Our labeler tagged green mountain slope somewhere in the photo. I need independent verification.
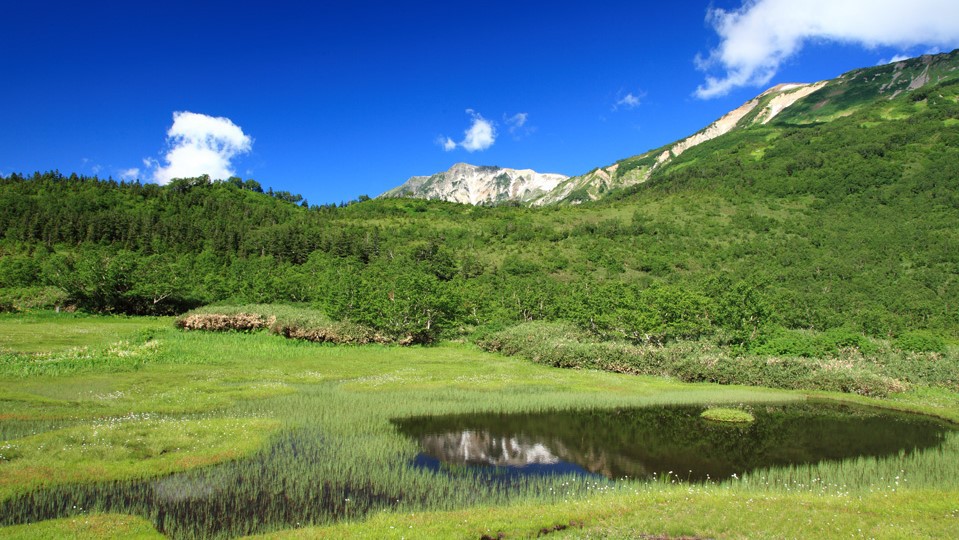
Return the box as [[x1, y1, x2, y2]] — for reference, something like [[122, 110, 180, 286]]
[[1, 52, 957, 351], [543, 50, 959, 204]]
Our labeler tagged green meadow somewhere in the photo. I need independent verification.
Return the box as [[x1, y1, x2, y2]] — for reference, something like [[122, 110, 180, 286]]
[[0, 312, 170, 354], [1, 313, 957, 539]]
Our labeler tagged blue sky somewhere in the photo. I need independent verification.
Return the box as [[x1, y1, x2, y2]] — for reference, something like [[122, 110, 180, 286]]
[[3, 0, 958, 205]]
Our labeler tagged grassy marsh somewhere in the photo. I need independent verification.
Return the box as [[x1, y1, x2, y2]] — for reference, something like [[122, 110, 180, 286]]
[[0, 314, 957, 538], [0, 312, 170, 354]]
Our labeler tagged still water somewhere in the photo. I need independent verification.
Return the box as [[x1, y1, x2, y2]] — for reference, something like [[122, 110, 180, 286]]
[[394, 401, 953, 481]]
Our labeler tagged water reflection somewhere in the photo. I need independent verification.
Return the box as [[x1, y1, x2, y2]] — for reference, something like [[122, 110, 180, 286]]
[[422, 431, 561, 466], [411, 430, 604, 479], [395, 401, 953, 481]]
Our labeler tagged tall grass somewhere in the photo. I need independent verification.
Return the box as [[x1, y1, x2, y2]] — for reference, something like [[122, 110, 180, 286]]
[[2, 375, 955, 539]]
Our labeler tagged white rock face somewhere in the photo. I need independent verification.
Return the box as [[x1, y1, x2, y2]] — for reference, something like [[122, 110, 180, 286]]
[[381, 163, 568, 205], [663, 81, 827, 160]]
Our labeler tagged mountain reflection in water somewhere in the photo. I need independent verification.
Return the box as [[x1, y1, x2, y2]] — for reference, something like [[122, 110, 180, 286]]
[[421, 431, 561, 467], [395, 402, 953, 481]]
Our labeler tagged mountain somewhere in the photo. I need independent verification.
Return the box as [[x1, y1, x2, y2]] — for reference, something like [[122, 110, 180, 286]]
[[384, 50, 959, 206], [546, 49, 959, 204], [380, 163, 568, 205], [538, 82, 826, 204]]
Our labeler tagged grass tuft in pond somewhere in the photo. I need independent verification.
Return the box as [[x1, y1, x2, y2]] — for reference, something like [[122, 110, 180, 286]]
[[700, 407, 755, 423]]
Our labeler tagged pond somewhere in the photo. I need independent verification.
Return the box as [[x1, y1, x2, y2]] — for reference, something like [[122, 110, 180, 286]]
[[393, 401, 953, 482], [1, 400, 953, 539]]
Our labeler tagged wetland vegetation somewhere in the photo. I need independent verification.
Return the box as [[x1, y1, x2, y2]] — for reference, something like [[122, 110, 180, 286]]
[[699, 407, 755, 423], [0, 314, 958, 538]]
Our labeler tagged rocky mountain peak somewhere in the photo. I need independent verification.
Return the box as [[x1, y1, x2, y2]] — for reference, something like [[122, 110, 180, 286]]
[[381, 163, 568, 205]]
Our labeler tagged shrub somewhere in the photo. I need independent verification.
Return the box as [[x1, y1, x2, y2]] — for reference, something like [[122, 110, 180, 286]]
[[175, 312, 272, 332], [749, 327, 820, 357], [894, 331, 947, 353], [271, 320, 389, 345], [478, 322, 910, 397], [750, 326, 877, 357], [0, 286, 70, 311], [820, 327, 877, 354]]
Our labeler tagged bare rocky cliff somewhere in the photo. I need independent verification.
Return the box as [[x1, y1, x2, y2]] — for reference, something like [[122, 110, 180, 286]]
[[381, 163, 568, 205]]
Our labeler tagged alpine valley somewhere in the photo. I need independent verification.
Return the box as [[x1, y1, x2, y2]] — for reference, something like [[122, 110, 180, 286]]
[[2, 49, 959, 540], [3, 48, 958, 348]]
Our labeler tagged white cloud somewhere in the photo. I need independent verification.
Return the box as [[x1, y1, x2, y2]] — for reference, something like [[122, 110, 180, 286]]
[[461, 110, 495, 152], [614, 92, 644, 110], [695, 0, 959, 99], [439, 109, 496, 152], [82, 158, 103, 175], [506, 112, 528, 132], [619, 94, 641, 108], [119, 168, 140, 181], [504, 112, 535, 139], [878, 54, 913, 65], [148, 111, 252, 184]]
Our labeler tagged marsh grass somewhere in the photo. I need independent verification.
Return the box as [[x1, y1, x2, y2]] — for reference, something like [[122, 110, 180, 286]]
[[272, 488, 959, 539], [0, 315, 958, 538], [0, 417, 278, 500], [0, 513, 163, 540], [0, 312, 170, 354]]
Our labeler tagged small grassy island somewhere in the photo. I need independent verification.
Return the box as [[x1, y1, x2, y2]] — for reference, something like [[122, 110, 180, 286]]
[[700, 407, 756, 423]]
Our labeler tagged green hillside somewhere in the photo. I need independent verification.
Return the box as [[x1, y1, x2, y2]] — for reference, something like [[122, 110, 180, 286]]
[[544, 50, 959, 204], [776, 50, 959, 125], [1, 52, 957, 394]]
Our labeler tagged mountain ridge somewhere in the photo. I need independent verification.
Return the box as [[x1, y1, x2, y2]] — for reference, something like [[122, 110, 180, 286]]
[[383, 49, 959, 206]]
